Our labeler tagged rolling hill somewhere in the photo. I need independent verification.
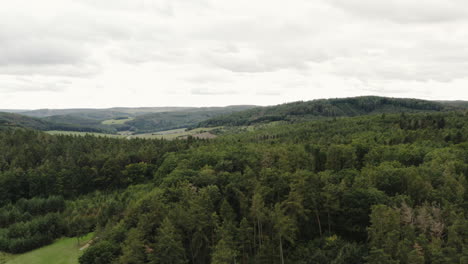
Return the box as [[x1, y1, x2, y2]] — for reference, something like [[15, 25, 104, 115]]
[[13, 107, 196, 119], [0, 112, 112, 133], [197, 96, 466, 127], [4, 97, 467, 134], [0, 105, 257, 134], [125, 105, 256, 133], [0, 112, 52, 130]]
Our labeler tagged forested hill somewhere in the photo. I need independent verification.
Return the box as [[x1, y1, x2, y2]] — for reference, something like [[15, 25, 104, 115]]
[[0, 112, 52, 130], [0, 112, 110, 133], [0, 106, 256, 134], [126, 105, 256, 133], [197, 96, 464, 127], [12, 107, 196, 119]]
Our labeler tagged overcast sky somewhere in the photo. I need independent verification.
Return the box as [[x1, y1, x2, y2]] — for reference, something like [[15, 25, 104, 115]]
[[1, 0, 468, 109]]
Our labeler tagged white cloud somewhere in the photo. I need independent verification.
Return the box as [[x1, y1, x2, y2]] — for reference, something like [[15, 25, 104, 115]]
[[0, 75, 70, 93], [329, 0, 468, 23]]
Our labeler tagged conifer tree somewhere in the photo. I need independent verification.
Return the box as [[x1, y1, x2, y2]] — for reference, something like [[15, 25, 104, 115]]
[[150, 218, 187, 264]]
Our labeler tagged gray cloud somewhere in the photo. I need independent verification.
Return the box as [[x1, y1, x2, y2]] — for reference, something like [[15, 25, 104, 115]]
[[203, 44, 325, 73], [0, 39, 86, 66], [0, 64, 101, 77]]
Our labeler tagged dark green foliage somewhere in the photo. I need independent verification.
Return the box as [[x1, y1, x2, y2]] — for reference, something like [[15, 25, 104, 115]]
[[78, 240, 120, 264], [0, 129, 195, 204], [118, 228, 148, 264], [0, 112, 111, 133], [149, 217, 187, 264], [43, 115, 117, 133], [127, 106, 255, 133], [3, 105, 256, 135], [1, 110, 467, 263], [0, 196, 67, 253], [0, 196, 65, 228], [0, 112, 52, 130], [0, 213, 65, 253], [198, 96, 463, 127]]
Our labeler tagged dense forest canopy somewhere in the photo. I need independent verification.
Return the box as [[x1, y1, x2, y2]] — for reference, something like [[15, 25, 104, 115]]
[[0, 109, 467, 263]]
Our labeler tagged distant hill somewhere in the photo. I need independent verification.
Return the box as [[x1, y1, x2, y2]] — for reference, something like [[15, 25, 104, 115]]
[[15, 107, 196, 119], [4, 97, 466, 133], [0, 109, 29, 113], [438, 100, 468, 108], [126, 106, 256, 133], [0, 105, 257, 134], [0, 112, 107, 132], [197, 96, 466, 127], [42, 115, 116, 133], [0, 112, 52, 130]]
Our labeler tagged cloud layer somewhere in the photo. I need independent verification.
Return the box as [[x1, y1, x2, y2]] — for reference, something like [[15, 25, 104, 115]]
[[1, 0, 468, 108]]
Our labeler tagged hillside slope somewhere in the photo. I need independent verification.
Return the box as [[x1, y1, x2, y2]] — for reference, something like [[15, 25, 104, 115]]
[[0, 112, 52, 130], [0, 112, 111, 133], [197, 96, 463, 127], [2, 105, 257, 134], [126, 105, 256, 133]]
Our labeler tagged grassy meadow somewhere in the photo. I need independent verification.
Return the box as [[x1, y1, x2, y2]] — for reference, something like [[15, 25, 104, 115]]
[[46, 131, 123, 138], [101, 117, 134, 125], [131, 127, 222, 139], [46, 127, 223, 140], [2, 233, 93, 264]]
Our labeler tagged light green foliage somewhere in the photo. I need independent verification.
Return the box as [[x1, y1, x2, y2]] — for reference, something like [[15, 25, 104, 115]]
[[46, 130, 123, 138], [365, 248, 399, 264], [211, 237, 238, 264], [131, 127, 221, 140], [118, 228, 147, 264], [101, 117, 134, 125], [150, 218, 187, 264], [5, 233, 92, 264]]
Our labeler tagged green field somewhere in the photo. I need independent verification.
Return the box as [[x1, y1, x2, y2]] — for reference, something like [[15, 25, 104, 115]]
[[46, 131, 123, 138], [131, 127, 222, 139], [101, 117, 134, 125], [2, 233, 93, 264]]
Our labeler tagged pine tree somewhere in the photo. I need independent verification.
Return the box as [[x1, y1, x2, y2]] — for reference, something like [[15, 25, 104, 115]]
[[211, 211, 239, 264], [150, 218, 187, 264], [272, 203, 297, 264], [365, 248, 399, 264], [407, 243, 425, 264], [211, 235, 238, 264], [118, 228, 147, 264]]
